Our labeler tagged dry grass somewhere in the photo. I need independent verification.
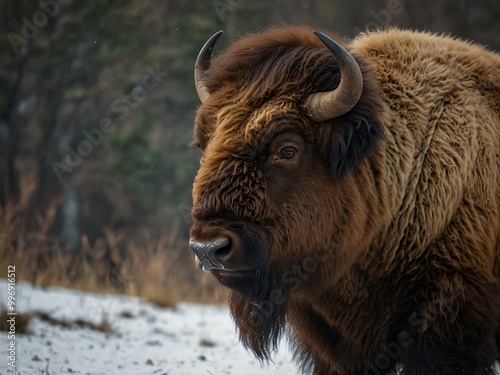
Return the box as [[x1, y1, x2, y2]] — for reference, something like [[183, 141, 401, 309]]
[[0, 178, 227, 309], [37, 311, 112, 332], [0, 305, 111, 333], [0, 305, 33, 334]]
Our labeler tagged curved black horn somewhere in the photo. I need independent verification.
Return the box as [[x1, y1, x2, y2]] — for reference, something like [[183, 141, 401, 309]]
[[304, 31, 363, 122], [194, 30, 223, 103]]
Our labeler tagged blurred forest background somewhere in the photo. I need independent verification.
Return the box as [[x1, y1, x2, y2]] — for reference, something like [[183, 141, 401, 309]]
[[1, 0, 499, 305]]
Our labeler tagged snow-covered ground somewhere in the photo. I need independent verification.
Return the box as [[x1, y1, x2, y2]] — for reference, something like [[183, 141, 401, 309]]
[[1, 280, 499, 375], [0, 279, 297, 375]]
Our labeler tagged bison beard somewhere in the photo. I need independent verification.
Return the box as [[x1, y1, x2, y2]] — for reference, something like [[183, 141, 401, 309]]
[[228, 272, 288, 361], [216, 226, 289, 361]]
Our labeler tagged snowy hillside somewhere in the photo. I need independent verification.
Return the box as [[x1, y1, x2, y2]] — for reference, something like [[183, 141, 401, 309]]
[[0, 280, 296, 375]]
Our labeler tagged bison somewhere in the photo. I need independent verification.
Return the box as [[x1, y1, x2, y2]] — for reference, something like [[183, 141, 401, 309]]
[[188, 26, 500, 374]]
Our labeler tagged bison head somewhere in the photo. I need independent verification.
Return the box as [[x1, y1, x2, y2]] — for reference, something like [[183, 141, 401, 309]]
[[189, 26, 384, 360]]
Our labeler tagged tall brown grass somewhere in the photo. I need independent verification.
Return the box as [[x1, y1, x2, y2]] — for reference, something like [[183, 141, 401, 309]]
[[0, 178, 226, 307]]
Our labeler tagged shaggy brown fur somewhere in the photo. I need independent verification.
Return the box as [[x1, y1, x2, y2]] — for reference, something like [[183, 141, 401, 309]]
[[190, 26, 500, 375]]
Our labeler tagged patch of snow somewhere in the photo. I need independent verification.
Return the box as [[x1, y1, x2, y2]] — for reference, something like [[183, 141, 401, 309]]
[[0, 280, 297, 374]]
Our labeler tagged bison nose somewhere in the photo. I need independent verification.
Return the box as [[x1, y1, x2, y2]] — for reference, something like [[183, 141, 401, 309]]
[[189, 237, 232, 272]]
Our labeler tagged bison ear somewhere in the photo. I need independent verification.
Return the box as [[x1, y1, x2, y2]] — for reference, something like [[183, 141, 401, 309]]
[[327, 106, 383, 179]]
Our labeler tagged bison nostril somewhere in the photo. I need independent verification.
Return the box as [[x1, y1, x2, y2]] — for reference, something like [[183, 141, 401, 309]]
[[214, 238, 232, 259], [189, 237, 232, 270]]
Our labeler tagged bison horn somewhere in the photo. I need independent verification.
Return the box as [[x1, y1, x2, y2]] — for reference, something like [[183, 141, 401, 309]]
[[194, 30, 223, 103], [304, 31, 363, 122]]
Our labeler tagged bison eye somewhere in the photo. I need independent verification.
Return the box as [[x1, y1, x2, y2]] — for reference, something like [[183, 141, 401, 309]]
[[278, 147, 297, 160]]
